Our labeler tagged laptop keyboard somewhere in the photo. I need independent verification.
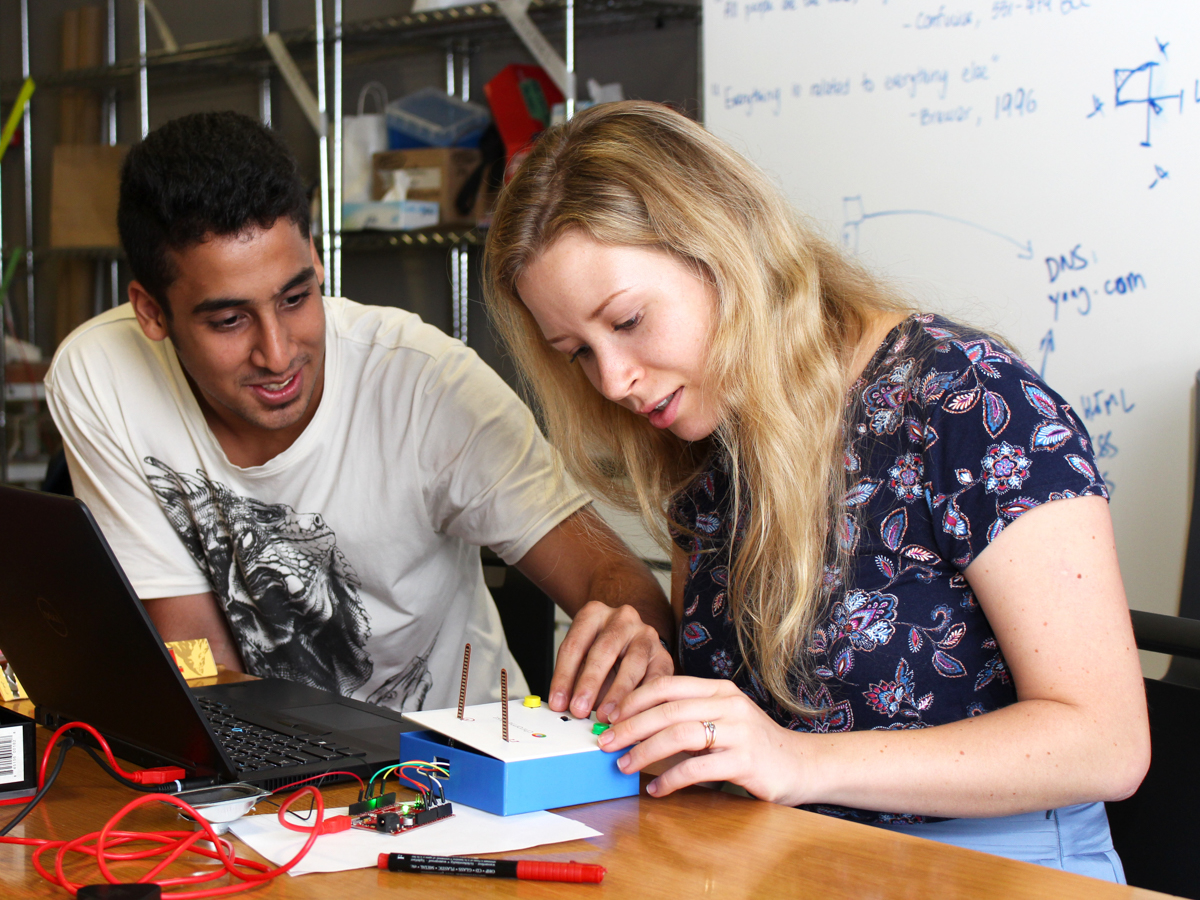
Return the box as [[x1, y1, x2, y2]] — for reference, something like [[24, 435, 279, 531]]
[[197, 697, 368, 775]]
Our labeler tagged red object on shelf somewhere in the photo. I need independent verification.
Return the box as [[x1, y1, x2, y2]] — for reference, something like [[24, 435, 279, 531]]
[[483, 64, 564, 181], [6, 362, 48, 383]]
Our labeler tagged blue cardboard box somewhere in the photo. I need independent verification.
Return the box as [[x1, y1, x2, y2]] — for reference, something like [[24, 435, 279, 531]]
[[399, 728, 639, 816]]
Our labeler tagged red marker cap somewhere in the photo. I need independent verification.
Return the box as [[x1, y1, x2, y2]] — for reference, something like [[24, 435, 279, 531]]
[[516, 860, 606, 883]]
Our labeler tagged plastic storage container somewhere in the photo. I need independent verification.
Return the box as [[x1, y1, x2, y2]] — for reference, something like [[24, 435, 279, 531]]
[[386, 87, 491, 148]]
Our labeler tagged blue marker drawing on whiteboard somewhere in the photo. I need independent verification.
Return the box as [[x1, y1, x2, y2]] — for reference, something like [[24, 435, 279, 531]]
[[1079, 389, 1135, 422], [1094, 430, 1118, 460], [1047, 287, 1091, 321], [1038, 330, 1054, 379], [884, 68, 950, 99], [1048, 272, 1145, 319], [842, 196, 1033, 259], [1104, 271, 1145, 295], [743, 0, 772, 21], [1148, 165, 1168, 189], [905, 7, 975, 30], [1045, 245, 1088, 284], [1114, 60, 1184, 148], [723, 86, 782, 116]]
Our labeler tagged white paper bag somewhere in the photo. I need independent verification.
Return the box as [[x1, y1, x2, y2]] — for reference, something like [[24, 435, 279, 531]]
[[343, 82, 389, 204]]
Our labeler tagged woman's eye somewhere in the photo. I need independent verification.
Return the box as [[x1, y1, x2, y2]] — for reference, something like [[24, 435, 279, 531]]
[[568, 346, 592, 364], [614, 313, 642, 332]]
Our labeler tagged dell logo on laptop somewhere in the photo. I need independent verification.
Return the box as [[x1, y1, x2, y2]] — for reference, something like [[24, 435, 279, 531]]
[[36, 597, 69, 637]]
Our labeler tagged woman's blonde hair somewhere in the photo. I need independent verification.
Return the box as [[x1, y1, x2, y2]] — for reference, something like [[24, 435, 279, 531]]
[[484, 101, 909, 714]]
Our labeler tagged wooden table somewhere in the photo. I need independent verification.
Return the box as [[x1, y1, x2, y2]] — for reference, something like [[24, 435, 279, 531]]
[[0, 692, 1173, 899]]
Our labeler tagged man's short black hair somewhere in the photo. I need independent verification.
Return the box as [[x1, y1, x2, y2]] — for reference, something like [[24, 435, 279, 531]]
[[118, 110, 310, 315]]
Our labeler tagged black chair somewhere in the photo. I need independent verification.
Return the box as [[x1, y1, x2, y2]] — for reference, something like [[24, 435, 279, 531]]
[[1105, 610, 1200, 898], [41, 448, 73, 497], [1165, 371, 1200, 686], [481, 548, 556, 699], [1103, 370, 1200, 896]]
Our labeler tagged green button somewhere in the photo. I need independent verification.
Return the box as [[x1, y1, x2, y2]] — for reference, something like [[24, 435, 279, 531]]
[[592, 722, 610, 735]]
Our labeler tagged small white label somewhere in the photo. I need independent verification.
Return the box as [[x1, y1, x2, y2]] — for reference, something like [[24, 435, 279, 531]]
[[0, 726, 23, 786], [405, 166, 443, 191]]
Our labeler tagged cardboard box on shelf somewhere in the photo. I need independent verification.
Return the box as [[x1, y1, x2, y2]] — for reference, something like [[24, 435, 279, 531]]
[[49, 144, 127, 248], [371, 148, 481, 226]]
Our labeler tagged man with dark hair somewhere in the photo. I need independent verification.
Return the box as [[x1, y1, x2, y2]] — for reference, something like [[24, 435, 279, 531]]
[[46, 111, 672, 718]]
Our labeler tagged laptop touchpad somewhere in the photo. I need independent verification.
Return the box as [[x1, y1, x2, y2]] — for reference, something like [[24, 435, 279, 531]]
[[283, 703, 391, 730], [282, 703, 417, 749]]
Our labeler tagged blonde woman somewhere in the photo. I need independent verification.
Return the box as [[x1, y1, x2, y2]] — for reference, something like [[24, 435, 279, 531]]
[[484, 101, 1148, 879]]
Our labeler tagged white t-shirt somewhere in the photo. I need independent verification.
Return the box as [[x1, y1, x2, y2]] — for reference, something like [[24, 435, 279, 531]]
[[45, 297, 588, 711]]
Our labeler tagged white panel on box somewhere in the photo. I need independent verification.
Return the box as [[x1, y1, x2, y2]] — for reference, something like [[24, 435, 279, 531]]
[[403, 703, 604, 763]]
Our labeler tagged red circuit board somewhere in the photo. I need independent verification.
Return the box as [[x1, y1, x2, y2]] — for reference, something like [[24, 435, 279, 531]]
[[349, 799, 454, 835]]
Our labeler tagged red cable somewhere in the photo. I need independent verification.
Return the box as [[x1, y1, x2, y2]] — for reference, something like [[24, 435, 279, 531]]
[[0, 721, 132, 807], [20, 787, 324, 897], [277, 790, 350, 835], [0, 721, 338, 897], [394, 765, 430, 794]]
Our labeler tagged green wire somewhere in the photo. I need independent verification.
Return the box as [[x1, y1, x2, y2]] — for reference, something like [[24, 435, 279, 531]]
[[0, 247, 23, 307], [368, 764, 400, 784], [366, 760, 449, 797]]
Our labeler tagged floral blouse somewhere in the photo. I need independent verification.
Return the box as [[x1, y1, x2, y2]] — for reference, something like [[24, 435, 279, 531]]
[[670, 314, 1108, 823]]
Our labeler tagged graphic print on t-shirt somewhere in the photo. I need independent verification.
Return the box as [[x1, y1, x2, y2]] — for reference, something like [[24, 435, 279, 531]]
[[144, 458, 373, 695], [365, 632, 436, 709]]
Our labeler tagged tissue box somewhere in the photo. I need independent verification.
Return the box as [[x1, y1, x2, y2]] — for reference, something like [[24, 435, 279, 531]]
[[399, 728, 638, 816], [341, 200, 439, 231], [371, 148, 481, 226]]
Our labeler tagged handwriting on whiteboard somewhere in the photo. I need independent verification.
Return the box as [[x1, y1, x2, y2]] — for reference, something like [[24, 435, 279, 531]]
[[713, 0, 1095, 26], [1079, 389, 1136, 422], [1044, 245, 1147, 320]]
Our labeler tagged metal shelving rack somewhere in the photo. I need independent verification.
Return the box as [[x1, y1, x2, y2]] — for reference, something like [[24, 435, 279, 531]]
[[0, 0, 698, 481]]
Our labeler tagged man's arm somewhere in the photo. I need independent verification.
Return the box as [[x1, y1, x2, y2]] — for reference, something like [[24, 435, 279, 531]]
[[512, 505, 674, 722], [143, 592, 245, 672]]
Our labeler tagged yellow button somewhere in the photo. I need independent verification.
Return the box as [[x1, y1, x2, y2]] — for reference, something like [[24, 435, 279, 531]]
[[522, 695, 541, 708]]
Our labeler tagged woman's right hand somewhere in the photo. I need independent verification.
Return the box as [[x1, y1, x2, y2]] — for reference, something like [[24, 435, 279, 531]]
[[597, 675, 816, 805]]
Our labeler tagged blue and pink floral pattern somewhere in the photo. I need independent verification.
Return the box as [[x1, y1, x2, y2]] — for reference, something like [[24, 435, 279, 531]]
[[670, 314, 1107, 823]]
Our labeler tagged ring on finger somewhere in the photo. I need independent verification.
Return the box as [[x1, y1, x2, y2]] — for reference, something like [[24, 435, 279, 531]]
[[701, 720, 716, 751]]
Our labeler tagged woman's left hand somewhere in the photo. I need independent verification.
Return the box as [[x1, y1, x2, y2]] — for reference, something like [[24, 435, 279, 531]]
[[597, 675, 808, 804]]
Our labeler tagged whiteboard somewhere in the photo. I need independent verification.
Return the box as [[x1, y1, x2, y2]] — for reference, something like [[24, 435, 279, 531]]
[[704, 0, 1200, 618]]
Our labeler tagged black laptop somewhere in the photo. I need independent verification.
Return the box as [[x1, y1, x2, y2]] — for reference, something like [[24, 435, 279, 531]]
[[0, 484, 416, 789]]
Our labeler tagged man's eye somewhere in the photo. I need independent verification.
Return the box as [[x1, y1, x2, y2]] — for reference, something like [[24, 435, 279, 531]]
[[283, 290, 310, 307], [212, 314, 242, 329]]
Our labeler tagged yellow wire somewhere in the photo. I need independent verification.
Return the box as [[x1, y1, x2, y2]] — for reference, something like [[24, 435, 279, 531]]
[[0, 79, 35, 163]]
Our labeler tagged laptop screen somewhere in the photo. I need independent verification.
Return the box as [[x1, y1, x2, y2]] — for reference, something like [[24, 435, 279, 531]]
[[0, 485, 228, 775]]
